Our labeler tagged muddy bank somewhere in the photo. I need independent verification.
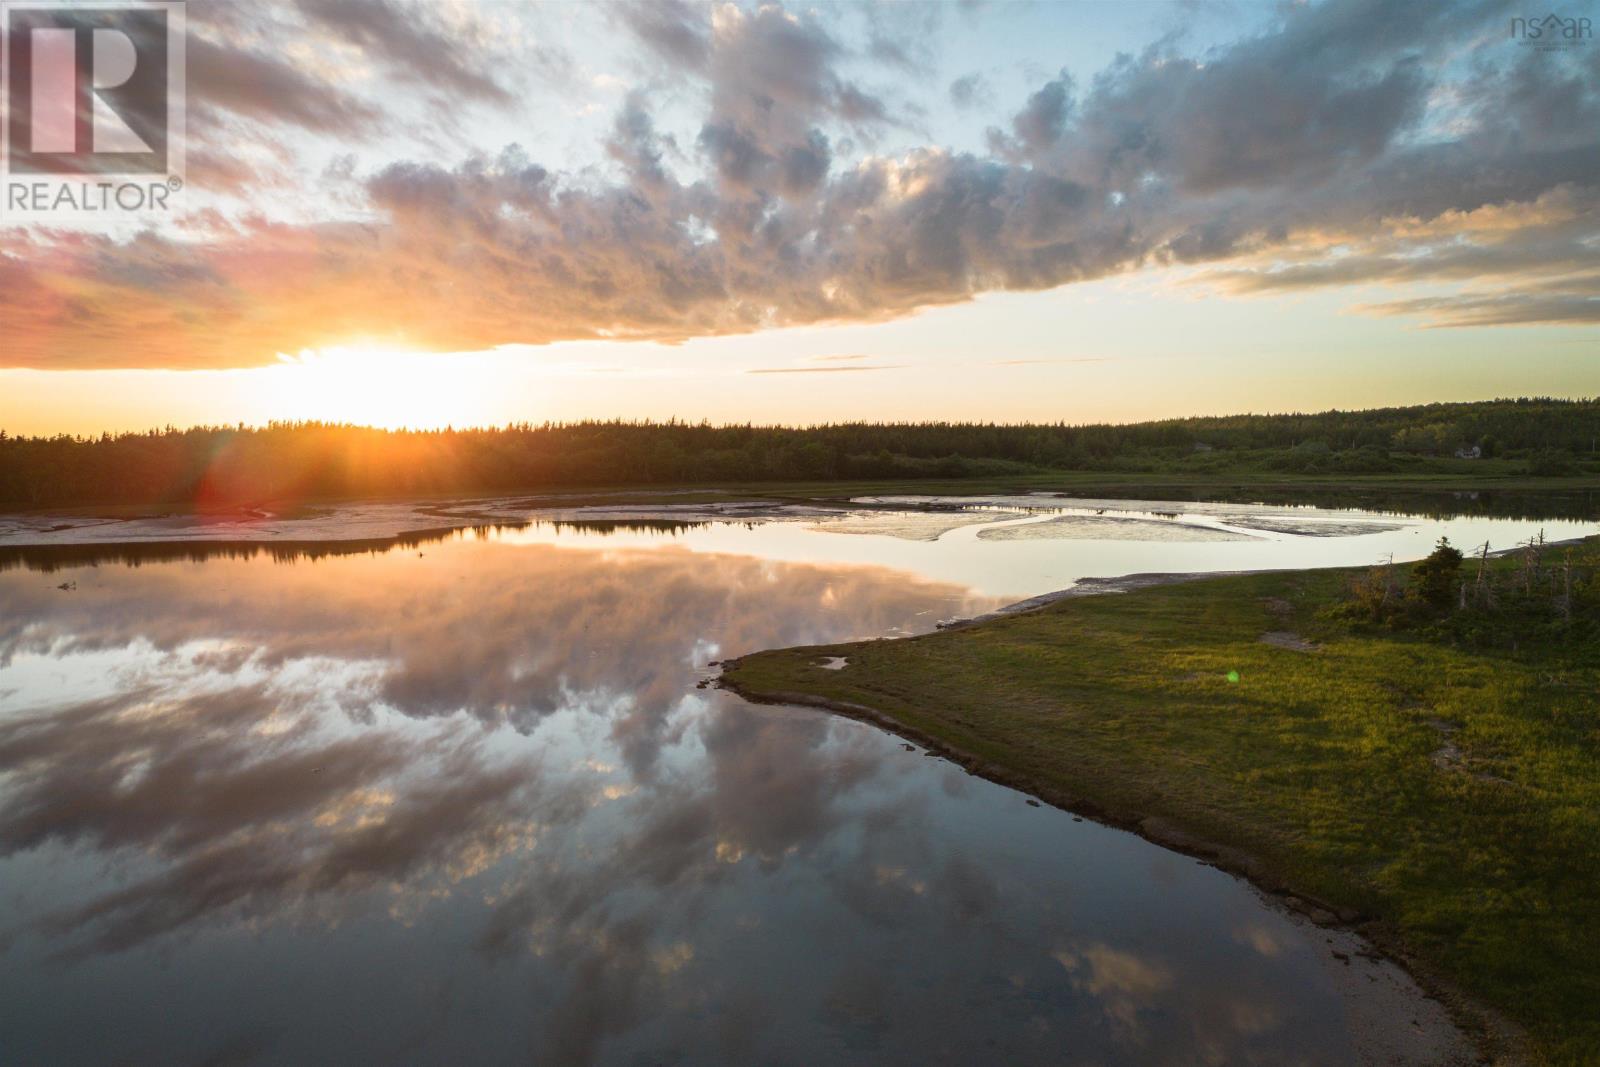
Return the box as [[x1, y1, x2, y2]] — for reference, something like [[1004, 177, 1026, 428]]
[[804, 508, 1017, 541], [976, 513, 1258, 543], [0, 496, 842, 550], [939, 570, 1270, 629]]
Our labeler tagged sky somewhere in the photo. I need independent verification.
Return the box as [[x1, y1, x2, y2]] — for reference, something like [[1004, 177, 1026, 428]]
[[0, 0, 1596, 435]]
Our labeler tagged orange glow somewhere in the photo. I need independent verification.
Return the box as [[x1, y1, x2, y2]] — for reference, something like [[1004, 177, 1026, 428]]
[[260, 346, 499, 430]]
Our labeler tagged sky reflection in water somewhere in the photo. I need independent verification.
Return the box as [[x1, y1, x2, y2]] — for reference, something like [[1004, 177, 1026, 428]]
[[0, 513, 1558, 1064]]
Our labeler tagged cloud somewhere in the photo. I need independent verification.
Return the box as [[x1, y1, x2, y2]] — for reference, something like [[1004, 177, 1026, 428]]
[[990, 357, 1109, 366], [948, 72, 993, 110], [3, 0, 1597, 369], [1356, 287, 1600, 327], [1197, 186, 1600, 325], [184, 32, 386, 136], [746, 364, 908, 374], [292, 0, 523, 105], [994, 71, 1073, 157], [617, 0, 710, 72], [862, 1, 942, 75]]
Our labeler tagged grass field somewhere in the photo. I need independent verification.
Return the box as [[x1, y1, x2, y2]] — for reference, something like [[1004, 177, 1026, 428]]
[[721, 545, 1600, 1064]]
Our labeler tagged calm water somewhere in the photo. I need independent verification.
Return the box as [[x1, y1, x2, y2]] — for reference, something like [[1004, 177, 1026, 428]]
[[1, 499, 1592, 1065]]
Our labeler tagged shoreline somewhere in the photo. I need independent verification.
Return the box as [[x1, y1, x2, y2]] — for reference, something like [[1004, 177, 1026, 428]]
[[942, 532, 1599, 630], [716, 562, 1549, 1064], [1, 477, 1595, 550], [938, 570, 1273, 628], [714, 668, 1514, 1064]]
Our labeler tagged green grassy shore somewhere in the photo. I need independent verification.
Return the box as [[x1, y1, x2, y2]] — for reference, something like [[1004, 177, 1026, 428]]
[[720, 542, 1600, 1064]]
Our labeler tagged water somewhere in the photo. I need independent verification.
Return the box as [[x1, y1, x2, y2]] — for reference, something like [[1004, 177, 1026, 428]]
[[1, 497, 1590, 1065]]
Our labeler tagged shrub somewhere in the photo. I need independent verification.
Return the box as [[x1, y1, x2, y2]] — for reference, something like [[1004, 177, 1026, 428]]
[[1409, 537, 1464, 609], [1526, 450, 1579, 477]]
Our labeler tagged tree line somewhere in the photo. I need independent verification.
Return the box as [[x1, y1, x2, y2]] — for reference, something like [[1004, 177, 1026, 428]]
[[0, 397, 1596, 510]]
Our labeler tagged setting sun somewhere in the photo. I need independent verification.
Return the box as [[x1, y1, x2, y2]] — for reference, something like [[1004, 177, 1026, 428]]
[[262, 346, 506, 430]]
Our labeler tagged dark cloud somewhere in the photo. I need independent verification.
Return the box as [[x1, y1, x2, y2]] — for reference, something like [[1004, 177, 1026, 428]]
[[293, 0, 518, 106], [1003, 72, 1074, 156], [617, 0, 711, 72], [1199, 185, 1600, 324], [948, 72, 993, 110], [607, 91, 672, 190], [682, 4, 893, 196], [1056, 37, 1427, 194], [1359, 288, 1600, 327], [1212, 238, 1597, 291], [174, 0, 543, 143], [184, 32, 385, 136]]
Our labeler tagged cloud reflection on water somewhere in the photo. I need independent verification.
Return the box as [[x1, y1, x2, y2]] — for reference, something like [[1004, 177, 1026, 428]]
[[0, 537, 1398, 1064]]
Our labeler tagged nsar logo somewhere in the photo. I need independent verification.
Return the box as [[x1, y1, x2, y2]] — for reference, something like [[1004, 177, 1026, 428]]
[[1510, 12, 1593, 49]]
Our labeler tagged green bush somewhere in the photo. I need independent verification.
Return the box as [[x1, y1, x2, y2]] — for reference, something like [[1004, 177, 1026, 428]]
[[1409, 537, 1464, 609], [1527, 450, 1580, 477]]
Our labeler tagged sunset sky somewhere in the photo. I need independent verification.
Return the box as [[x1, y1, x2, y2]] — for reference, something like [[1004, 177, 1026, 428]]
[[1, 0, 1595, 435]]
